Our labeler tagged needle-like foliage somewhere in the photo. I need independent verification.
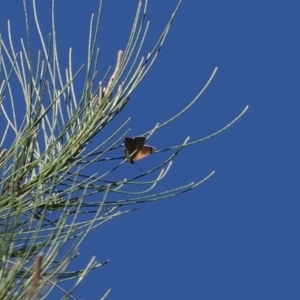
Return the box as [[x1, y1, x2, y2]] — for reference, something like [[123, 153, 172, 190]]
[[0, 0, 248, 299]]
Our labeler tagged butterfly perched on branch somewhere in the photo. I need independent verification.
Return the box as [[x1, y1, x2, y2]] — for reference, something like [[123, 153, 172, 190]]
[[123, 136, 155, 164]]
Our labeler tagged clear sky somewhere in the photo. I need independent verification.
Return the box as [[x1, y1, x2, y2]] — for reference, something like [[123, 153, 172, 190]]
[[1, 0, 299, 299]]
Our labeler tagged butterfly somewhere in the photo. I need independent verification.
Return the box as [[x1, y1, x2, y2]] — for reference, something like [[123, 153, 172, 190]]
[[123, 136, 155, 164]]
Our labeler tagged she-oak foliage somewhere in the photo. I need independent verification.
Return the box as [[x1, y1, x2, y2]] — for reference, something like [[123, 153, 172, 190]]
[[0, 0, 248, 299]]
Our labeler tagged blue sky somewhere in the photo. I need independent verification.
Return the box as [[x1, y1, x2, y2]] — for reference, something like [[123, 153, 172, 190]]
[[1, 0, 299, 299]]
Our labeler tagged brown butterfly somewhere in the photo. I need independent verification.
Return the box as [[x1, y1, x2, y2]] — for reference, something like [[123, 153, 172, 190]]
[[123, 136, 155, 164]]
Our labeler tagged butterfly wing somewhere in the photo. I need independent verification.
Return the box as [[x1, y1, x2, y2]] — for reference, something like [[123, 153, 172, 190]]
[[124, 137, 135, 163], [124, 136, 146, 163], [133, 145, 155, 162], [132, 137, 146, 148]]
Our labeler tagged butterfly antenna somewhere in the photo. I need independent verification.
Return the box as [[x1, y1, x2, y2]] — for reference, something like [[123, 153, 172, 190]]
[[134, 162, 144, 173]]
